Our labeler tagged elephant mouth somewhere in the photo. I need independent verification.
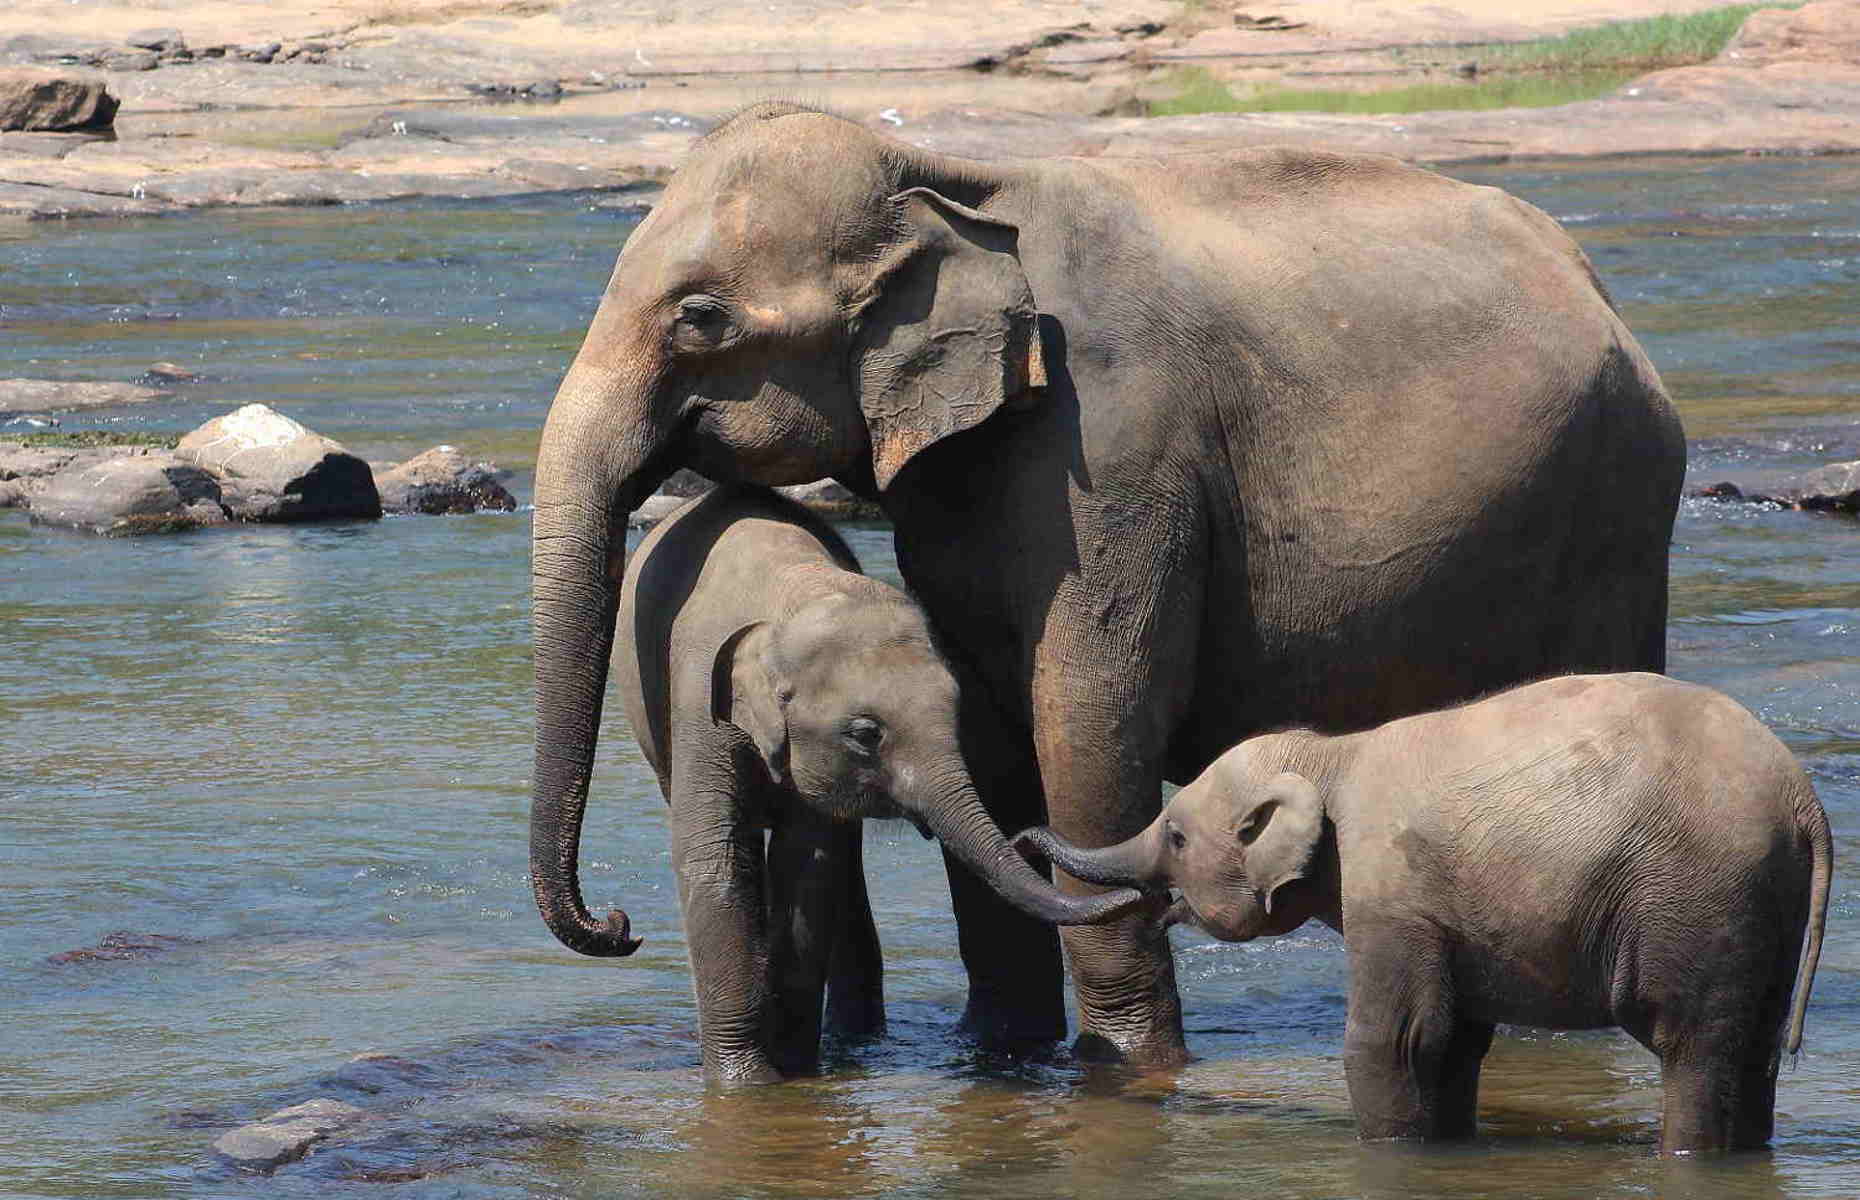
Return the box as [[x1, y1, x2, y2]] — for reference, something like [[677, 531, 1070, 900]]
[[1160, 892, 1197, 931]]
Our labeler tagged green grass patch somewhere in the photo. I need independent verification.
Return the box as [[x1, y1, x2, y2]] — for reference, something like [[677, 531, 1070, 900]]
[[1147, 66, 1640, 117], [1147, 3, 1795, 118], [6, 430, 179, 449], [1481, 4, 1788, 71]]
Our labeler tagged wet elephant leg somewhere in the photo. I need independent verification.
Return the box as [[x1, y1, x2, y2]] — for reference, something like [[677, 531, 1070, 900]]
[[1434, 1019, 1495, 1138], [670, 775, 782, 1083], [825, 822, 885, 1039], [940, 658, 1066, 1048], [1036, 575, 1201, 1067], [764, 809, 849, 1075], [1341, 936, 1462, 1140]]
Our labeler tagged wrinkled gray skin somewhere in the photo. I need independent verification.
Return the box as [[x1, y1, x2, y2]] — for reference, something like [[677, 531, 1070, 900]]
[[529, 102, 1685, 1065], [612, 485, 1142, 1080], [1022, 674, 1833, 1154]]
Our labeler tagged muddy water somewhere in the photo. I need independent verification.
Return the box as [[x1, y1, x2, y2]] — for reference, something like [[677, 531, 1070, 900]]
[[1, 155, 1856, 1197]]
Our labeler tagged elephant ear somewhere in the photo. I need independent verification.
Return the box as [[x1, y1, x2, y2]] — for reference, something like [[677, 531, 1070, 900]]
[[852, 186, 1046, 491], [1233, 772, 1325, 917], [710, 621, 789, 786]]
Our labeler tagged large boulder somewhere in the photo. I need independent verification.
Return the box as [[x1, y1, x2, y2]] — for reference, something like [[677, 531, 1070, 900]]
[[0, 68, 118, 133], [373, 445, 517, 515], [29, 453, 229, 535], [176, 405, 380, 522]]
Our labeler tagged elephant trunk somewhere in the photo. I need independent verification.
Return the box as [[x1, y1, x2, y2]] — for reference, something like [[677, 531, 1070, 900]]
[[913, 761, 1145, 926], [1013, 820, 1169, 892], [528, 355, 670, 957]]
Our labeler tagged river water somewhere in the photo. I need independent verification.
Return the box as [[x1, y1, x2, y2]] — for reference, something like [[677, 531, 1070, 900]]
[[2, 155, 1856, 1198]]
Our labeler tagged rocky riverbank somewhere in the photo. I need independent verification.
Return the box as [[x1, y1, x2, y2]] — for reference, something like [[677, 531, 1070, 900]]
[[2, 1, 1857, 219]]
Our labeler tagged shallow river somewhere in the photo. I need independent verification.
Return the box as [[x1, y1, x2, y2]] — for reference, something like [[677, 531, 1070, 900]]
[[2, 155, 1857, 1198]]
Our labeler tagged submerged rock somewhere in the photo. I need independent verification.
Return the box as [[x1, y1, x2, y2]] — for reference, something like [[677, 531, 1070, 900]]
[[46, 930, 195, 964], [213, 1098, 363, 1172], [30, 452, 228, 535], [374, 445, 517, 515], [176, 404, 380, 523]]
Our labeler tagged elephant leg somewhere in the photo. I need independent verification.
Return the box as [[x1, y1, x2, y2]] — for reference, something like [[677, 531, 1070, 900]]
[[670, 775, 782, 1083], [941, 665, 1066, 1049], [1035, 574, 1202, 1066], [1341, 938, 1462, 1140], [1658, 1043, 1743, 1154], [824, 821, 885, 1039], [763, 808, 848, 1076], [1434, 1019, 1495, 1139], [1656, 1008, 1783, 1154]]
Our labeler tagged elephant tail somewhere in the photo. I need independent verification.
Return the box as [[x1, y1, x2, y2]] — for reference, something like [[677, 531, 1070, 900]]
[[1784, 787, 1833, 1059]]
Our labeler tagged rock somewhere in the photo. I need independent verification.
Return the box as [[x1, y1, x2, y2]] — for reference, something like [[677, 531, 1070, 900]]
[[0, 68, 118, 133], [633, 473, 881, 526], [125, 28, 186, 53], [176, 404, 380, 523], [0, 130, 109, 157], [98, 50, 160, 72], [46, 930, 193, 963], [236, 43, 282, 64], [212, 1098, 362, 1172], [29, 452, 229, 535], [0, 379, 163, 413], [138, 362, 199, 386], [373, 445, 517, 514], [1789, 460, 1860, 513], [658, 468, 713, 498], [777, 478, 884, 520], [628, 492, 687, 527]]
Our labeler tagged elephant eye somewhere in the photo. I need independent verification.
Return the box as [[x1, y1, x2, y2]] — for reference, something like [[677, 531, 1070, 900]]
[[844, 717, 884, 754], [1166, 823, 1187, 853], [671, 295, 737, 349]]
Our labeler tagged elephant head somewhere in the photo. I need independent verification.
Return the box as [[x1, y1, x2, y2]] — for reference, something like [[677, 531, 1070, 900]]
[[1015, 766, 1329, 942], [712, 587, 1142, 928], [528, 105, 1047, 955]]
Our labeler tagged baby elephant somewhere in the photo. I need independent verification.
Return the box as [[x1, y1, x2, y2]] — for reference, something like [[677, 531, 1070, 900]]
[[614, 485, 1140, 1082], [1019, 673, 1831, 1154]]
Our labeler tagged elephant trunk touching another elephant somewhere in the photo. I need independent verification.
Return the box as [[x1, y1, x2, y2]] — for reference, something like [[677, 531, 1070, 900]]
[[529, 102, 1685, 1064], [1017, 673, 1832, 1153], [605, 487, 1143, 1077]]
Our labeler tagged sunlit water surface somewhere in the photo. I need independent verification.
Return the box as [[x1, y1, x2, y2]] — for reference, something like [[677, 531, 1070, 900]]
[[2, 156, 1856, 1198]]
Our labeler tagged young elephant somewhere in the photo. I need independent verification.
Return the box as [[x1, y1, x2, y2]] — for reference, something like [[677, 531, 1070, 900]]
[[1018, 673, 1832, 1154], [608, 485, 1141, 1081]]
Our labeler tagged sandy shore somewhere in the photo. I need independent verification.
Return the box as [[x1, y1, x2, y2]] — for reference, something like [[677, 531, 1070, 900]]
[[1, 0, 1857, 217]]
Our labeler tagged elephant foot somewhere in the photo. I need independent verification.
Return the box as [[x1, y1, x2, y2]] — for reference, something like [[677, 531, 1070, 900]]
[[1072, 1028, 1192, 1068], [955, 989, 1067, 1053]]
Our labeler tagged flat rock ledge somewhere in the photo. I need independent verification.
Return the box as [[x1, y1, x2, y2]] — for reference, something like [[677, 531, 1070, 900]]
[[0, 378, 164, 413], [212, 1098, 363, 1172]]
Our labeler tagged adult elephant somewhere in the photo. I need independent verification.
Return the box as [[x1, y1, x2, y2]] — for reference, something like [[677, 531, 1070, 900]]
[[529, 102, 1685, 1066]]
